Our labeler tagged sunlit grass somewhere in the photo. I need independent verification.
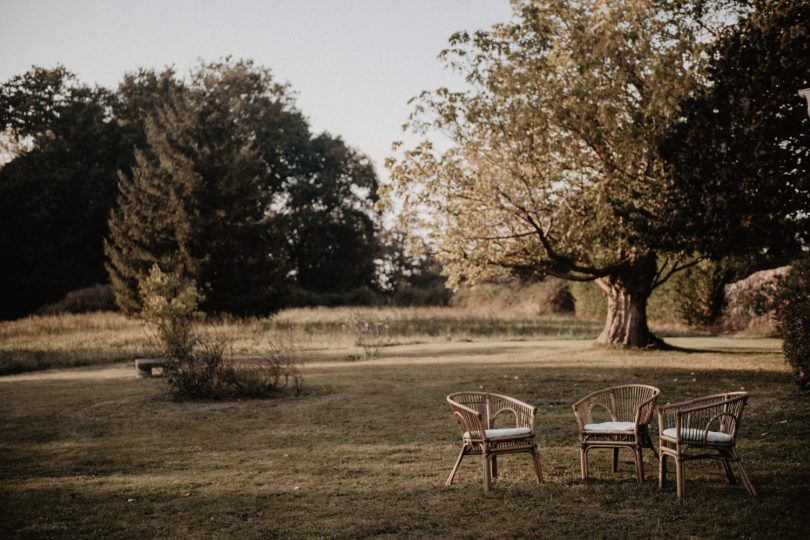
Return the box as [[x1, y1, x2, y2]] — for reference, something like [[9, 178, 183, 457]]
[[0, 309, 608, 375], [0, 337, 805, 538]]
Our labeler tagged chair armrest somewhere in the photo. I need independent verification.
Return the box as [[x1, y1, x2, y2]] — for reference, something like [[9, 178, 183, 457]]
[[633, 393, 659, 427], [447, 397, 485, 439], [572, 388, 612, 430], [657, 405, 677, 436]]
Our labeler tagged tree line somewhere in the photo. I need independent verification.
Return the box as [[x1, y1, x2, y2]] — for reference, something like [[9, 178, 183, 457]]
[[0, 59, 430, 319]]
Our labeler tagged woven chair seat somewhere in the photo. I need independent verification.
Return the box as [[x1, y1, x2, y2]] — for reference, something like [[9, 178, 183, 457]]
[[662, 427, 732, 444], [584, 421, 635, 432], [463, 427, 532, 439]]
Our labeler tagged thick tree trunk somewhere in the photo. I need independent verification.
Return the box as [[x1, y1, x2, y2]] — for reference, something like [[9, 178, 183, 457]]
[[596, 253, 662, 348]]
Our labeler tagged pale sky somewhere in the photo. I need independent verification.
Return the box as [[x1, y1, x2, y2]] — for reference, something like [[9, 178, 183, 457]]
[[0, 0, 514, 181]]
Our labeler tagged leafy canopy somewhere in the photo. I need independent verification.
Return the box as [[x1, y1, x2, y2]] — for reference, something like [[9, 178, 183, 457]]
[[385, 0, 737, 289]]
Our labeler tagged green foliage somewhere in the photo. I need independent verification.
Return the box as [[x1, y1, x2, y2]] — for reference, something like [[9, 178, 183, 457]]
[[0, 67, 128, 319], [774, 257, 810, 391], [106, 60, 289, 315], [653, 259, 731, 327], [105, 59, 383, 314], [781, 300, 810, 392], [139, 264, 202, 360], [385, 0, 736, 346], [139, 264, 302, 399], [570, 281, 607, 320], [284, 134, 380, 293], [2, 59, 383, 319], [38, 284, 117, 315], [657, 0, 810, 262]]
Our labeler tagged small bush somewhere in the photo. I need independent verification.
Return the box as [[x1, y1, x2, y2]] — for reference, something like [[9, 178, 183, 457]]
[[452, 277, 574, 314], [722, 266, 788, 334], [139, 265, 202, 361], [38, 284, 117, 315], [648, 259, 729, 327], [782, 300, 810, 392], [168, 336, 230, 399], [347, 311, 393, 359], [139, 265, 303, 399], [773, 258, 810, 392], [392, 284, 452, 307]]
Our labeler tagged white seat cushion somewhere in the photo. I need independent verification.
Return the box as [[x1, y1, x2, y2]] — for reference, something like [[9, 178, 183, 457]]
[[662, 427, 732, 443], [464, 427, 532, 439], [584, 421, 635, 432]]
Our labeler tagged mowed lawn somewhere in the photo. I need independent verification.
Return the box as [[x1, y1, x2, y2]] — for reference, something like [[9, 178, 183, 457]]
[[1, 337, 808, 538]]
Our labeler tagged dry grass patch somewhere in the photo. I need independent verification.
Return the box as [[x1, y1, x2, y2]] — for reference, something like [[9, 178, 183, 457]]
[[0, 309, 607, 375], [1, 337, 808, 538]]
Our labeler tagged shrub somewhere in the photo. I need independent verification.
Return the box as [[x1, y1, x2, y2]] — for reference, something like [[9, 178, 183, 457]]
[[649, 259, 730, 327], [139, 265, 222, 398], [139, 265, 202, 361], [225, 333, 303, 397], [451, 277, 574, 314], [722, 266, 789, 334], [38, 284, 118, 315], [139, 265, 303, 399], [169, 336, 230, 399], [773, 258, 810, 392], [569, 281, 606, 319], [347, 311, 393, 359]]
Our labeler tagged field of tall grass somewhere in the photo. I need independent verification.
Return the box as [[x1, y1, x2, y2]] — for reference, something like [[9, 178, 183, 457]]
[[0, 308, 613, 375]]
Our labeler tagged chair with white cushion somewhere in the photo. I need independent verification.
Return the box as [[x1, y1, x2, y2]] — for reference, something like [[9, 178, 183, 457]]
[[572, 384, 660, 484], [658, 392, 756, 500], [446, 392, 543, 492]]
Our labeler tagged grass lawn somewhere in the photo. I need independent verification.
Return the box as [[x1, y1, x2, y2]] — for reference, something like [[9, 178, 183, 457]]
[[1, 336, 807, 538]]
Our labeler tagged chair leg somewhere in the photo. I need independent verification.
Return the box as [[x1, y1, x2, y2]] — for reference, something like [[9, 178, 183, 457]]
[[659, 453, 668, 489], [491, 455, 498, 478], [446, 447, 466, 486], [675, 457, 685, 501], [634, 447, 644, 485], [482, 453, 492, 492], [580, 446, 589, 480], [730, 448, 757, 496], [612, 448, 619, 473], [720, 458, 736, 485], [644, 432, 659, 460], [530, 447, 543, 485]]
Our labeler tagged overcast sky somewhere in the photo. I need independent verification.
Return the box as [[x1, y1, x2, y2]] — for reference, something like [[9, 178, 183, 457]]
[[0, 0, 514, 180]]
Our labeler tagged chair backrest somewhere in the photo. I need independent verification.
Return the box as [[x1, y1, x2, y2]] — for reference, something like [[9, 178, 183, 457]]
[[447, 392, 535, 439], [575, 384, 660, 425]]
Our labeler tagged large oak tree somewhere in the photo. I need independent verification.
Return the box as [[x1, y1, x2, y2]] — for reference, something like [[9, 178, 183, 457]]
[[386, 0, 740, 347]]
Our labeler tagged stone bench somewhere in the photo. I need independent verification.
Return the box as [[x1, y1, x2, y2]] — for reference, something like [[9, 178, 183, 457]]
[[135, 358, 167, 378]]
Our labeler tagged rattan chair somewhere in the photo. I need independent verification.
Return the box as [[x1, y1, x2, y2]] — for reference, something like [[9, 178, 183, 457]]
[[658, 392, 756, 500], [572, 384, 660, 484], [446, 392, 543, 492]]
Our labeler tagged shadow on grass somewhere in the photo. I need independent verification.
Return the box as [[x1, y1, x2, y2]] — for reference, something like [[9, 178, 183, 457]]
[[1, 351, 804, 538]]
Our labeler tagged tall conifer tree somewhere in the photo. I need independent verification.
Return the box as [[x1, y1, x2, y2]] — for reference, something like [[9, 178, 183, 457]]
[[106, 63, 284, 314]]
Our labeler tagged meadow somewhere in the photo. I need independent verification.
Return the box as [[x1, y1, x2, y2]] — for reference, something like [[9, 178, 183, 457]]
[[0, 308, 610, 376], [0, 310, 807, 538]]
